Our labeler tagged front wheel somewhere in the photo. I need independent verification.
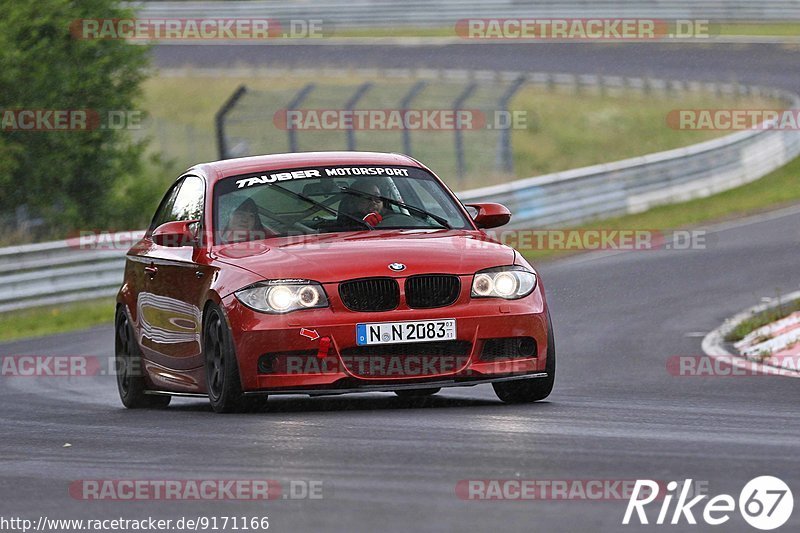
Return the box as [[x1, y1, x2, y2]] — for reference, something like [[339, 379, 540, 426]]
[[493, 310, 556, 403], [204, 303, 267, 413], [115, 310, 171, 409]]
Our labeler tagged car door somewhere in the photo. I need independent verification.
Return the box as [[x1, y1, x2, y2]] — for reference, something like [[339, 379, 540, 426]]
[[125, 178, 181, 342], [135, 175, 213, 381]]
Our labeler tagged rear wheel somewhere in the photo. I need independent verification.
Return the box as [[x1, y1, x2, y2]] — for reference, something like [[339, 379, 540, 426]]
[[204, 303, 267, 413], [394, 388, 441, 398], [493, 310, 556, 403], [115, 310, 171, 409]]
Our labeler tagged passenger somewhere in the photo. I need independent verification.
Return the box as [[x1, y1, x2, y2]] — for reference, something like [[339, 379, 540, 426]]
[[221, 198, 271, 243]]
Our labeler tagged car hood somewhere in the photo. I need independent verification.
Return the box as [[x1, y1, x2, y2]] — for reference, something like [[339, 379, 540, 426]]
[[212, 229, 515, 283]]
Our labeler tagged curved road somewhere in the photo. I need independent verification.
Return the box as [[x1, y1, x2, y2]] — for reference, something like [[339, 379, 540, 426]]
[[2, 43, 799, 532]]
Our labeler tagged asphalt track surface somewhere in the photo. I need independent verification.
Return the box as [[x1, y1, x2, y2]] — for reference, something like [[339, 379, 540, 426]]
[[151, 42, 800, 92], [2, 43, 800, 532]]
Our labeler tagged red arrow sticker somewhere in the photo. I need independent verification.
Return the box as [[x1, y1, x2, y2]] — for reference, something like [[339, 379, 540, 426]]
[[300, 328, 319, 341]]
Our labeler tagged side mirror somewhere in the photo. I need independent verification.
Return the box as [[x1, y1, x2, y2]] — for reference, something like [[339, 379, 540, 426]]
[[466, 203, 511, 229], [151, 220, 199, 247]]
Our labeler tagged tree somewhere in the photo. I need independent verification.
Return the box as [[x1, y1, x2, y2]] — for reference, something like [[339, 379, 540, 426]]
[[0, 0, 150, 236]]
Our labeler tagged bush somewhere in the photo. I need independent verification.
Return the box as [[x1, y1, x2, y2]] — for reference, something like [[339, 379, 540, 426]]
[[0, 0, 154, 238]]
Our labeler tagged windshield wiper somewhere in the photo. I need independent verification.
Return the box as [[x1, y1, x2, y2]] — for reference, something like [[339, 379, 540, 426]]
[[271, 184, 374, 231], [340, 188, 451, 229]]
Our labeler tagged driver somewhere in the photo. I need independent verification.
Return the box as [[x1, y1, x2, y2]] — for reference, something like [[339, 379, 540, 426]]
[[221, 197, 271, 243], [337, 179, 385, 228]]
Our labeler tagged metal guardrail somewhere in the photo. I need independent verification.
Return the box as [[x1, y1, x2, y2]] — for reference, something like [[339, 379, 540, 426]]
[[0, 233, 145, 313], [1, 78, 798, 312], [133, 1, 800, 24]]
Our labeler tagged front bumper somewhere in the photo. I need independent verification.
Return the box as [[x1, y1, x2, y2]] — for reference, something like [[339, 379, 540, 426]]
[[222, 285, 549, 393]]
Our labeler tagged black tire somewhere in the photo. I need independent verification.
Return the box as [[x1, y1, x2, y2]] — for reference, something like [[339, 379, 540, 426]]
[[115, 309, 171, 409], [493, 310, 556, 403], [394, 388, 441, 398], [204, 303, 267, 413]]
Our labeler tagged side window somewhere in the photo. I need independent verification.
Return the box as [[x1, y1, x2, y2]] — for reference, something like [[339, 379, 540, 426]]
[[170, 176, 205, 222]]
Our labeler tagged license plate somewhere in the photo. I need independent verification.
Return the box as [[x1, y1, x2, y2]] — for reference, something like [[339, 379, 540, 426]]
[[356, 319, 457, 346]]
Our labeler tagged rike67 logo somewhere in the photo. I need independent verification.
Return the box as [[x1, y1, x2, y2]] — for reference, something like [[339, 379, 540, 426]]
[[623, 477, 793, 530]]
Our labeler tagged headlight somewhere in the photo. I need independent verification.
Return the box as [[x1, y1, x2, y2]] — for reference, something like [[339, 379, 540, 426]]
[[470, 266, 536, 300], [235, 279, 329, 314]]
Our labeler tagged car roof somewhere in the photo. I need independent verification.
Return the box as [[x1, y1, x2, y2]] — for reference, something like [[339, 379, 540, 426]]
[[188, 151, 425, 183]]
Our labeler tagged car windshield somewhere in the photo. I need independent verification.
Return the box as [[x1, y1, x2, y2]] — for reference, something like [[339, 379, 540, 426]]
[[213, 165, 472, 244]]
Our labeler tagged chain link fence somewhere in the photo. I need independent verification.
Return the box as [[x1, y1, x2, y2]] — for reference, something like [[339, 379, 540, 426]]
[[217, 72, 532, 190]]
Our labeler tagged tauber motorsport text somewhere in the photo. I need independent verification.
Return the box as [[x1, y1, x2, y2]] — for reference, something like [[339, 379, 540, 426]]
[[622, 476, 794, 530], [234, 167, 409, 189]]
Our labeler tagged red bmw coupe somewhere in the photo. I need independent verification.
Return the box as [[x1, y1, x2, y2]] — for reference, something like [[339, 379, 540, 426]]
[[115, 152, 555, 412]]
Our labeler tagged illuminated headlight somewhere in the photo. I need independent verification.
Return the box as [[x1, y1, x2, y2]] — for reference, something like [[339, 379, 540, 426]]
[[470, 267, 536, 300], [235, 280, 329, 313]]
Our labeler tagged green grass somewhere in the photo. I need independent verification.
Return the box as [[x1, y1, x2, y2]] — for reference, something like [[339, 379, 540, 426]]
[[0, 298, 115, 343], [715, 22, 800, 37], [506, 89, 774, 184], [521, 154, 800, 262], [724, 298, 800, 343]]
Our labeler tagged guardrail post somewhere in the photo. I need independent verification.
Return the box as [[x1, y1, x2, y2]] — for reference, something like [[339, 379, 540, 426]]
[[343, 82, 373, 151], [215, 84, 247, 160], [496, 76, 527, 174], [399, 81, 428, 156], [286, 83, 316, 153], [452, 83, 478, 185]]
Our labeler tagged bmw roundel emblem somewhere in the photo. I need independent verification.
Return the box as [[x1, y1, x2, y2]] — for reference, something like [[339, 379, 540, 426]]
[[388, 263, 406, 272]]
